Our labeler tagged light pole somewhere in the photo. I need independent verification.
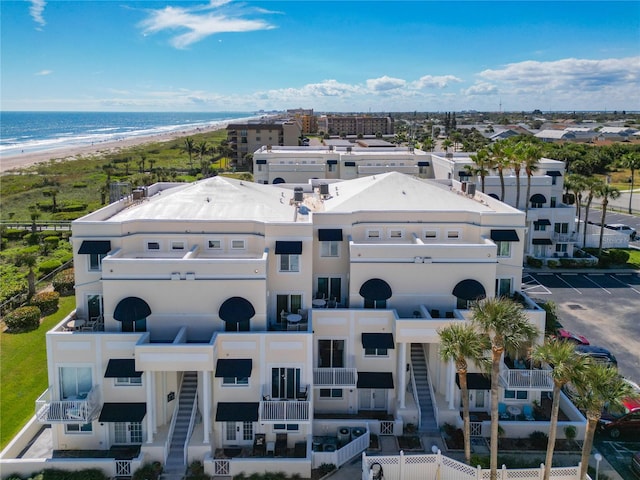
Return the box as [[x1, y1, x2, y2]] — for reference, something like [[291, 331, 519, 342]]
[[594, 452, 603, 480]]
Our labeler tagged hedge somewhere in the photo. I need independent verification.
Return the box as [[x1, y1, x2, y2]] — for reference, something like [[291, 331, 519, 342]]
[[2, 228, 28, 240], [52, 268, 75, 296], [30, 291, 60, 316], [3, 305, 41, 332], [38, 259, 63, 275]]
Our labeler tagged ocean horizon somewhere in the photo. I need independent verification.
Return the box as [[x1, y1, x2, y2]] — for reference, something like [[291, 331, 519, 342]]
[[0, 111, 259, 158]]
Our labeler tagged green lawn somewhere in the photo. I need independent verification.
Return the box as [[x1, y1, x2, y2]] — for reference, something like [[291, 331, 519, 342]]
[[623, 248, 640, 269], [0, 296, 75, 449]]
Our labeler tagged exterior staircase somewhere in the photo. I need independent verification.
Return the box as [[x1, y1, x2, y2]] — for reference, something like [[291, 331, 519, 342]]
[[162, 371, 198, 479], [410, 343, 439, 434]]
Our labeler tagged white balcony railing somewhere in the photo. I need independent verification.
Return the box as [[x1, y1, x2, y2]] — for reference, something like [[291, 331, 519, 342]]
[[552, 232, 578, 243], [35, 385, 101, 423], [499, 367, 553, 391], [313, 368, 357, 387], [259, 400, 310, 422]]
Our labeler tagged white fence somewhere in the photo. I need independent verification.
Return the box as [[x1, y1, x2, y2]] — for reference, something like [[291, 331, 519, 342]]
[[361, 451, 582, 480], [312, 429, 370, 468]]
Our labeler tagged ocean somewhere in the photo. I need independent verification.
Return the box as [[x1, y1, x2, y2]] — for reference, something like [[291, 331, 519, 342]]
[[0, 111, 258, 158]]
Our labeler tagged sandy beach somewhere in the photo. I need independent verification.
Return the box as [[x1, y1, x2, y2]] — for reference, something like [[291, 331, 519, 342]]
[[0, 123, 227, 174]]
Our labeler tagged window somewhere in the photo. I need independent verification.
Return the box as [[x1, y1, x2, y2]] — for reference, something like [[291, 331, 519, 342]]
[[555, 243, 568, 253], [122, 318, 146, 333], [318, 339, 345, 368], [256, 136, 261, 141], [497, 278, 512, 297], [115, 422, 143, 444], [207, 239, 222, 249], [231, 239, 246, 249], [320, 241, 339, 257], [279, 254, 299, 272], [365, 346, 388, 357], [59, 366, 92, 400], [271, 367, 301, 399], [534, 223, 546, 231], [171, 241, 185, 251], [554, 223, 569, 234], [364, 298, 386, 309], [223, 376, 249, 386], [257, 164, 262, 172], [320, 388, 343, 398], [328, 163, 336, 172], [424, 230, 438, 239], [115, 377, 142, 386], [274, 424, 299, 431], [447, 231, 460, 239], [550, 197, 557, 207], [504, 390, 528, 400], [146, 241, 160, 251], [66, 423, 93, 433], [276, 294, 302, 323], [317, 277, 341, 304], [89, 253, 106, 271], [389, 229, 403, 239], [367, 230, 381, 239], [496, 241, 511, 257]]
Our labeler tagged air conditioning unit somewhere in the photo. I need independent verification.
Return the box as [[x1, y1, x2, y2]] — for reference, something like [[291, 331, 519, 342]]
[[467, 183, 477, 196]]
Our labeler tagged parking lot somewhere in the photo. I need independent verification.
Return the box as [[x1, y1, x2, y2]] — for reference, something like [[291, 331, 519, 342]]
[[595, 439, 640, 479], [522, 271, 640, 383]]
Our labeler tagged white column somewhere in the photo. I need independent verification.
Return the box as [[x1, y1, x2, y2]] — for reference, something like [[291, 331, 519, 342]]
[[203, 371, 211, 444], [145, 371, 154, 443], [447, 360, 455, 410], [398, 342, 407, 409]]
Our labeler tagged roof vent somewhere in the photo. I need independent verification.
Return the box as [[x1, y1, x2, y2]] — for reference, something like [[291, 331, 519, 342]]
[[293, 187, 304, 203], [319, 183, 329, 198], [346, 146, 352, 153]]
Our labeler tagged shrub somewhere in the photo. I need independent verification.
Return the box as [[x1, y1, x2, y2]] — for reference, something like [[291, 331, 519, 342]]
[[528, 430, 548, 449], [23, 232, 40, 245], [52, 268, 75, 295], [546, 259, 559, 268], [526, 256, 543, 268], [43, 236, 60, 251], [59, 202, 88, 212], [39, 259, 63, 275], [608, 249, 630, 265], [4, 305, 41, 332], [41, 469, 108, 480], [31, 291, 60, 315], [132, 462, 163, 480], [564, 425, 577, 442], [3, 228, 28, 240], [316, 464, 336, 477]]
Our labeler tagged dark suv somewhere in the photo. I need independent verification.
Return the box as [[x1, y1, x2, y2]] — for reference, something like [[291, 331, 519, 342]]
[[598, 398, 640, 438], [575, 345, 617, 367]]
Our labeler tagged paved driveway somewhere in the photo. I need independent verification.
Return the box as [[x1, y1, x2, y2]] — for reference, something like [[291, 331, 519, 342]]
[[523, 271, 640, 384]]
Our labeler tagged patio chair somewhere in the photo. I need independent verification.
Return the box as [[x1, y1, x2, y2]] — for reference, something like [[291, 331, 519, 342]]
[[253, 433, 266, 456], [523, 404, 535, 421], [498, 403, 510, 420], [275, 433, 287, 457]]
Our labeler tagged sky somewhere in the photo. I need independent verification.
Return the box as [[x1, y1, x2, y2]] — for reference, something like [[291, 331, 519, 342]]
[[1, 0, 639, 112]]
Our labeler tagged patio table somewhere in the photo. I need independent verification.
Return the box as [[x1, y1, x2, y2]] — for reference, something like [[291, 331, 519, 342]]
[[507, 405, 521, 419]]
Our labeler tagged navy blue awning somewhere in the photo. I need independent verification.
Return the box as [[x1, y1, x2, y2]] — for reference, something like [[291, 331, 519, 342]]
[[452, 279, 486, 301], [99, 403, 146, 422], [547, 170, 562, 177], [219, 297, 255, 322], [318, 229, 343, 241], [215, 359, 252, 378], [275, 241, 302, 255], [216, 402, 259, 421], [532, 238, 553, 245], [78, 240, 111, 254], [256, 159, 267, 165], [104, 359, 142, 378], [327, 160, 338, 165], [113, 297, 151, 322], [534, 219, 552, 226], [490, 230, 520, 242], [344, 161, 356, 167], [357, 372, 394, 389], [417, 161, 430, 167], [361, 333, 395, 349], [456, 373, 491, 390], [359, 278, 392, 301], [530, 193, 547, 204]]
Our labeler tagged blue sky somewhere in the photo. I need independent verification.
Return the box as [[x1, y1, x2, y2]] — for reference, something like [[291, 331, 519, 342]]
[[2, 0, 639, 112]]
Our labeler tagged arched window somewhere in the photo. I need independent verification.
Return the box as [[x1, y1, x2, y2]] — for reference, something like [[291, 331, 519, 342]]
[[359, 278, 392, 309]]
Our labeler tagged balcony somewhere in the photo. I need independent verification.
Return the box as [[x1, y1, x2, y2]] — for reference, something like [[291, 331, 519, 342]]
[[35, 386, 101, 423], [499, 360, 553, 391], [259, 385, 310, 422], [552, 232, 578, 243], [313, 368, 357, 387]]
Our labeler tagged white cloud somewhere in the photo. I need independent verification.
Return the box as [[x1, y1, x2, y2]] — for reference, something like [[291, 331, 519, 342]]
[[139, 3, 276, 49], [35, 69, 53, 76], [29, 0, 46, 28], [463, 82, 498, 96], [366, 76, 406, 92], [412, 75, 462, 89]]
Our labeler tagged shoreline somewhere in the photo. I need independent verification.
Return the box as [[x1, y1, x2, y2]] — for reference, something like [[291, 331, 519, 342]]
[[0, 123, 228, 174]]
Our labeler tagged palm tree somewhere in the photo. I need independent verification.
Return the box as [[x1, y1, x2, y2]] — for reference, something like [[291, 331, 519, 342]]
[[469, 148, 491, 193], [620, 152, 640, 214], [506, 143, 523, 209], [596, 184, 621, 256], [183, 137, 195, 170], [489, 141, 510, 201], [15, 246, 39, 299], [422, 137, 435, 152], [438, 324, 490, 465], [442, 138, 453, 154], [519, 142, 541, 220], [471, 297, 539, 480], [531, 339, 588, 480], [572, 363, 637, 480], [565, 174, 586, 235], [581, 177, 604, 248], [196, 140, 209, 175]]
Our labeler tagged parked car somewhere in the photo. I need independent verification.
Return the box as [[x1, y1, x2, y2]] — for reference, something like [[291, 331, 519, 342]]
[[554, 328, 590, 345], [632, 451, 640, 478], [605, 223, 637, 240], [598, 397, 640, 438], [575, 345, 617, 367]]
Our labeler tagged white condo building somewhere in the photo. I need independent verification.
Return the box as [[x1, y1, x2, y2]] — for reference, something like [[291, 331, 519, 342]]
[[1, 172, 588, 479]]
